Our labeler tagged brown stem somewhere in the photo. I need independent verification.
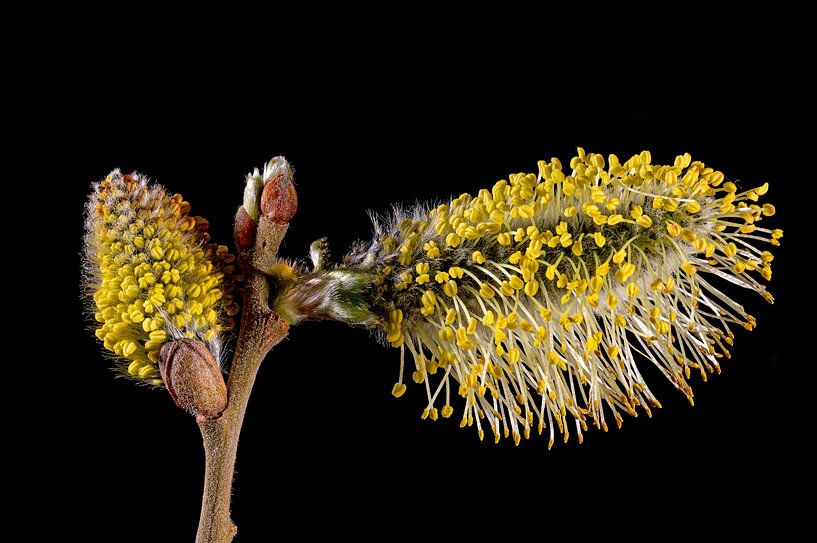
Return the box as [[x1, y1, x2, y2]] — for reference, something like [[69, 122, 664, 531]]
[[195, 214, 291, 543]]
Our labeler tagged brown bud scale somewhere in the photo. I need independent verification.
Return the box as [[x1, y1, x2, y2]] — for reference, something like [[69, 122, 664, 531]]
[[234, 206, 257, 250], [260, 174, 298, 223], [160, 339, 228, 420]]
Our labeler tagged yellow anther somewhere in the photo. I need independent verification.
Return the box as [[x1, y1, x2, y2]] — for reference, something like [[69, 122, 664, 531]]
[[389, 308, 404, 324], [571, 238, 583, 256], [681, 262, 696, 275], [607, 345, 619, 358], [517, 204, 535, 218], [507, 348, 521, 365], [615, 262, 636, 283], [613, 249, 626, 264], [423, 241, 440, 258], [138, 365, 157, 379], [389, 382, 407, 398], [472, 250, 486, 264], [438, 327, 454, 342], [524, 280, 539, 297], [508, 276, 524, 291], [591, 188, 606, 203], [589, 232, 605, 248], [682, 229, 697, 242], [444, 280, 458, 297], [636, 214, 652, 228], [589, 276, 604, 292], [480, 283, 495, 299], [445, 308, 457, 325], [583, 204, 600, 217], [607, 293, 619, 309], [560, 232, 573, 247]]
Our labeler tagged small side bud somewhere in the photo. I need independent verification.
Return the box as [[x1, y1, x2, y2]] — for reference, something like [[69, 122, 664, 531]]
[[309, 238, 329, 272], [242, 174, 265, 221], [261, 174, 298, 223], [234, 207, 256, 250], [159, 339, 228, 420]]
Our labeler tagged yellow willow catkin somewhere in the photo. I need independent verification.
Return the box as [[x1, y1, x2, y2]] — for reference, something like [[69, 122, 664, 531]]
[[83, 170, 239, 385], [345, 148, 781, 448]]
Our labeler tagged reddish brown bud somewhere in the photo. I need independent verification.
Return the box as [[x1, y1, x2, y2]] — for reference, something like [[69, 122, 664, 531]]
[[159, 339, 228, 420], [234, 206, 257, 250], [260, 174, 298, 223]]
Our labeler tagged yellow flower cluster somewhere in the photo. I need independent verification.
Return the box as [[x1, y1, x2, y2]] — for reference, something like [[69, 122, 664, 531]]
[[85, 171, 239, 385], [367, 148, 780, 447]]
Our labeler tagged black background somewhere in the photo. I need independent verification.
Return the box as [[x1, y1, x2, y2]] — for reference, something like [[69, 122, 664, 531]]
[[54, 64, 803, 540]]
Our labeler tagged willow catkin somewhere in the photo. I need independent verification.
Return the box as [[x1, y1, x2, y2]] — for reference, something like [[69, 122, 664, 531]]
[[83, 170, 239, 385], [341, 148, 780, 447]]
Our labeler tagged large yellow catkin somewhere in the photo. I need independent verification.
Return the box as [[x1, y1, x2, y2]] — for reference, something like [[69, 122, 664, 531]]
[[84, 170, 239, 385], [353, 149, 780, 447]]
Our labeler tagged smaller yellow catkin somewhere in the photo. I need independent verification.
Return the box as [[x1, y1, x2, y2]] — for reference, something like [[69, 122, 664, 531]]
[[84, 170, 239, 385]]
